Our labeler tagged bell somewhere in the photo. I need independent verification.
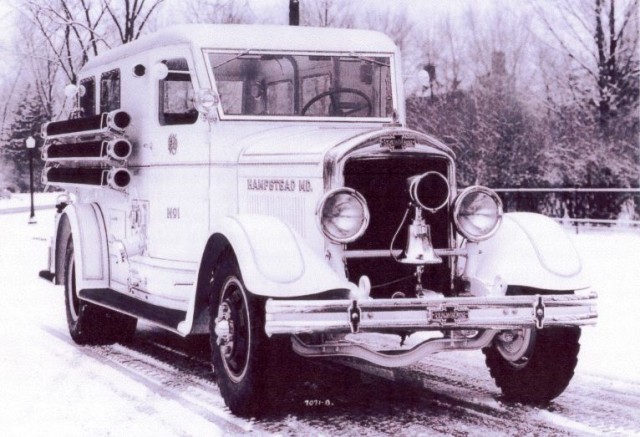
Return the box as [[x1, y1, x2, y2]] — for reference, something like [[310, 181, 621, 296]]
[[399, 208, 442, 265]]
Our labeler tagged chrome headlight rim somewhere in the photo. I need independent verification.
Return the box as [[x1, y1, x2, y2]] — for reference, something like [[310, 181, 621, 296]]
[[316, 187, 370, 244], [453, 185, 503, 242]]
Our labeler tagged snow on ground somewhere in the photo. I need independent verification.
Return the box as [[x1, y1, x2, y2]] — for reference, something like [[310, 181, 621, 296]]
[[0, 192, 61, 213], [0, 194, 639, 435], [570, 228, 640, 381], [0, 203, 242, 436]]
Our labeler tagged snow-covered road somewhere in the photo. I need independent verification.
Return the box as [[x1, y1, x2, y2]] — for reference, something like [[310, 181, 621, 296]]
[[1, 206, 639, 436]]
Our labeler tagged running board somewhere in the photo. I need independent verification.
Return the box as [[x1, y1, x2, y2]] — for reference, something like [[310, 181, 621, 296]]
[[79, 288, 187, 332]]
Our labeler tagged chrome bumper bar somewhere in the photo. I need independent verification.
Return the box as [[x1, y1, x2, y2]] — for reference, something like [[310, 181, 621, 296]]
[[264, 292, 598, 336]]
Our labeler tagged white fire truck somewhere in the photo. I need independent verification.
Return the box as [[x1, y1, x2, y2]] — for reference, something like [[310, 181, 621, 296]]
[[40, 24, 597, 416]]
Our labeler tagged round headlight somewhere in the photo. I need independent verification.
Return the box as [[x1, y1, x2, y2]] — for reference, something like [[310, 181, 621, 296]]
[[453, 186, 503, 241], [317, 188, 369, 243]]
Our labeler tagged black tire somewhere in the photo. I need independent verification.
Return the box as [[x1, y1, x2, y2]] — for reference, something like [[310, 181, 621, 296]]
[[483, 326, 581, 405], [208, 250, 291, 417], [64, 238, 137, 345]]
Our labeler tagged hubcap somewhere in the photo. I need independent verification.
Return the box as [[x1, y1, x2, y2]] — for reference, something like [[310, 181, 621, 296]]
[[215, 302, 234, 357], [495, 328, 535, 368]]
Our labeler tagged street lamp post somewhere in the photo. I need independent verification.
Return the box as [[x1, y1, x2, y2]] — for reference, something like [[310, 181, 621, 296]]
[[26, 135, 37, 224]]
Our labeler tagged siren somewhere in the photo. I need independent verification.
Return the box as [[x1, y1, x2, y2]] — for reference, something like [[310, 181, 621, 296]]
[[397, 172, 450, 265]]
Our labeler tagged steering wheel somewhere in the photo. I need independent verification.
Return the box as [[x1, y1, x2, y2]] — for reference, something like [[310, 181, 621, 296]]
[[301, 88, 373, 117]]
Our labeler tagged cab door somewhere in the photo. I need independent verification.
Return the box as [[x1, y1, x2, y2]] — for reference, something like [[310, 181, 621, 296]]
[[142, 55, 210, 261], [123, 48, 209, 306]]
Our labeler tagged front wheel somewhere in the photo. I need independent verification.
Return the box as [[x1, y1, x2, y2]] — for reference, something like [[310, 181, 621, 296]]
[[483, 326, 581, 405], [209, 251, 291, 417]]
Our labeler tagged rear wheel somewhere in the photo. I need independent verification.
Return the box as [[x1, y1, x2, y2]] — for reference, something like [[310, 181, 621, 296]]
[[209, 251, 291, 417], [64, 238, 137, 345]]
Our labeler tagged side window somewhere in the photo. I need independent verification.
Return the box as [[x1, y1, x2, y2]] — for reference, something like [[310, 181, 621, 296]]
[[100, 69, 121, 113], [159, 58, 197, 125], [79, 77, 95, 116]]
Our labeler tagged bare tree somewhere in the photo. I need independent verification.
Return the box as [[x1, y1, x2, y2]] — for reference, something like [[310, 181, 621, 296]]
[[412, 14, 468, 96], [362, 4, 414, 53], [182, 0, 254, 24], [19, 0, 165, 83], [532, 0, 639, 129], [0, 66, 24, 136], [102, 0, 166, 43], [19, 0, 110, 84], [464, 5, 536, 95], [301, 0, 357, 28]]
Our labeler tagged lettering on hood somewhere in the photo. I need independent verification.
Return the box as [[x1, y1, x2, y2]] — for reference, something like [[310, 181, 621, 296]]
[[247, 178, 313, 192]]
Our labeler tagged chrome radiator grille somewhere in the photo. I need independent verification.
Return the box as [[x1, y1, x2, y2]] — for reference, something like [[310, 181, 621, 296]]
[[343, 155, 453, 297]]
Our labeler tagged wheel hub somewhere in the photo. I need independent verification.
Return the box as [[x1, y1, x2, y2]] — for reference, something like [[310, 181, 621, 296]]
[[495, 328, 535, 367], [214, 277, 251, 383], [215, 301, 235, 357]]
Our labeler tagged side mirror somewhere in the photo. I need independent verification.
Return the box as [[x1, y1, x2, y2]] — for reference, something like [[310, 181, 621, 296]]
[[194, 88, 220, 123]]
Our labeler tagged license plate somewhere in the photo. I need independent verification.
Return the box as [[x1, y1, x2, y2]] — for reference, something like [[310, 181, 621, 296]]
[[429, 305, 469, 325]]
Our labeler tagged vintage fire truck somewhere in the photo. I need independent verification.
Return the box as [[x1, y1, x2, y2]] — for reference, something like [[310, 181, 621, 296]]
[[40, 24, 597, 416]]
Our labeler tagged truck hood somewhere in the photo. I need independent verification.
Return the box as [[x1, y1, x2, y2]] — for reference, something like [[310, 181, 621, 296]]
[[236, 125, 453, 165], [237, 125, 375, 165]]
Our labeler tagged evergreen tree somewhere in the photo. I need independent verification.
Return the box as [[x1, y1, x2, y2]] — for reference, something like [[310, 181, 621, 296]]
[[0, 89, 49, 192]]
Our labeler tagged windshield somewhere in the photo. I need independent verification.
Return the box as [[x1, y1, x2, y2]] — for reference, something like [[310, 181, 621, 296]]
[[207, 52, 393, 119]]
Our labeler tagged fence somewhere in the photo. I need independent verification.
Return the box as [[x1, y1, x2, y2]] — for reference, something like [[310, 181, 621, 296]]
[[491, 188, 640, 231]]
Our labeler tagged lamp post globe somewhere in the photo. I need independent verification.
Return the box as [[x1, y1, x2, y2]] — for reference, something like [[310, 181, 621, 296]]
[[26, 136, 37, 224]]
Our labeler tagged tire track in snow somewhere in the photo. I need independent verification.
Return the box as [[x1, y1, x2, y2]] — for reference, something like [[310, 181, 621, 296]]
[[40, 324, 252, 434], [39, 323, 639, 435]]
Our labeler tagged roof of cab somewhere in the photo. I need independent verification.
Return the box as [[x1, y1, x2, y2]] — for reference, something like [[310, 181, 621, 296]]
[[83, 24, 398, 70]]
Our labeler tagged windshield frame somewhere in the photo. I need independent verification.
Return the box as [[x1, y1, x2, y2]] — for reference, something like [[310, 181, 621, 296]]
[[202, 48, 397, 123]]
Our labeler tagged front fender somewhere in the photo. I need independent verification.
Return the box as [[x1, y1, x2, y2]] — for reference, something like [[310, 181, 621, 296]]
[[463, 212, 589, 295], [208, 214, 352, 297]]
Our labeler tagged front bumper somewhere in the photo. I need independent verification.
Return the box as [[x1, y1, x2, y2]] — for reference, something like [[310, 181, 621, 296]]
[[265, 292, 598, 336]]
